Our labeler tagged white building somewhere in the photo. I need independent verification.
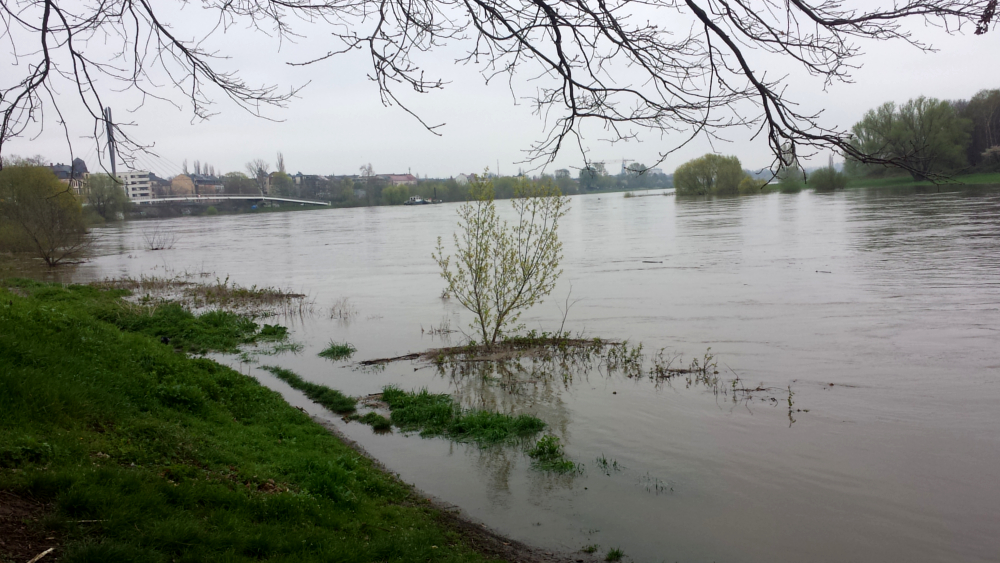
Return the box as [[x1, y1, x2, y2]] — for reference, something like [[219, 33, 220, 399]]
[[117, 170, 153, 201]]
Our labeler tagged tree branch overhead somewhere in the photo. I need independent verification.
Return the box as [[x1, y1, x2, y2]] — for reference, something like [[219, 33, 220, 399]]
[[1, 0, 996, 172]]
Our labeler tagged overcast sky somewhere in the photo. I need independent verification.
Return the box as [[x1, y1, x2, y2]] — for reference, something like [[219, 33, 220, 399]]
[[4, 2, 998, 179]]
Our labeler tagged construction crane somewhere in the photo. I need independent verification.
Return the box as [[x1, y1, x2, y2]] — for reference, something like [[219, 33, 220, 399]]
[[594, 158, 636, 175]]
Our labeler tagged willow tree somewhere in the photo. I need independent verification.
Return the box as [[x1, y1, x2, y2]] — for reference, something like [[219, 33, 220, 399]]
[[674, 154, 746, 196], [0, 165, 88, 266], [1, 1, 996, 174], [434, 175, 569, 345]]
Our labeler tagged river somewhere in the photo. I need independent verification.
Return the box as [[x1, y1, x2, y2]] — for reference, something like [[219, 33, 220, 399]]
[[58, 186, 1000, 562]]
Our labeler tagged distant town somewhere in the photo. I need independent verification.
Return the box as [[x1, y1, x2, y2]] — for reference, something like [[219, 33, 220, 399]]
[[43, 155, 674, 209]]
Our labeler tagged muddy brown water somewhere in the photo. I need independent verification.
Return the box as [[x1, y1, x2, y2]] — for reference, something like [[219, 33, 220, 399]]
[[45, 186, 1000, 562]]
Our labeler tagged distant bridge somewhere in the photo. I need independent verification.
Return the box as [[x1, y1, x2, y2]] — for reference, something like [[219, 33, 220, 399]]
[[139, 195, 331, 206]]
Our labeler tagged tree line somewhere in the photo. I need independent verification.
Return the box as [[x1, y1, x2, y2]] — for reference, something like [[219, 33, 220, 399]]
[[847, 88, 1000, 180]]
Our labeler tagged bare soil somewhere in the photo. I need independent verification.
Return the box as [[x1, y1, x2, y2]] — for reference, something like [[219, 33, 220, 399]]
[[0, 490, 59, 563]]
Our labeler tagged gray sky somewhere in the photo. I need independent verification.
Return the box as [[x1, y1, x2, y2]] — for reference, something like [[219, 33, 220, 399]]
[[5, 2, 999, 179]]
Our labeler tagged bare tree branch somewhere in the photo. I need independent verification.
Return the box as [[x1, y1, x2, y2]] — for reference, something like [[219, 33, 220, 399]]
[[1, 0, 995, 175]]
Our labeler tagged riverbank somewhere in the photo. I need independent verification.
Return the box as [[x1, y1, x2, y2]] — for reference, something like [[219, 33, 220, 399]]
[[0, 280, 583, 563], [846, 171, 1000, 189]]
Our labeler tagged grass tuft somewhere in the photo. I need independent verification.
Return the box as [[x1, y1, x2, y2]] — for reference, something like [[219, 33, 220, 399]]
[[606, 547, 625, 561], [355, 412, 392, 431], [381, 386, 544, 445], [261, 366, 356, 414], [527, 435, 579, 473], [318, 341, 357, 360]]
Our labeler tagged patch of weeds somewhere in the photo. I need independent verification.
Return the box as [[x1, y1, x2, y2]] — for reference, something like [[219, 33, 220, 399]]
[[640, 472, 671, 494], [262, 365, 356, 414], [582, 544, 600, 554], [381, 386, 544, 445], [329, 297, 357, 321], [606, 547, 625, 562], [356, 412, 392, 431], [98, 300, 276, 354], [527, 435, 580, 473], [318, 341, 357, 360], [595, 454, 621, 476], [258, 323, 288, 340]]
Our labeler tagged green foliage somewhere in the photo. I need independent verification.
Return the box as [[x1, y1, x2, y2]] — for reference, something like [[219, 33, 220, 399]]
[[527, 435, 579, 473], [262, 366, 357, 414], [356, 412, 392, 431], [381, 386, 545, 444], [318, 341, 356, 360], [605, 547, 625, 562], [848, 96, 971, 180], [0, 284, 496, 562], [6, 281, 288, 354], [0, 164, 88, 265], [808, 167, 847, 191], [223, 172, 258, 195], [103, 302, 273, 354], [674, 154, 746, 195], [955, 89, 1000, 168], [269, 171, 296, 197], [778, 165, 804, 193], [433, 173, 569, 345], [381, 184, 409, 205], [737, 176, 768, 194], [84, 174, 131, 221], [205, 205, 219, 215]]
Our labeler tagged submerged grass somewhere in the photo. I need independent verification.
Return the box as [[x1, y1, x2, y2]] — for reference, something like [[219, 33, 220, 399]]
[[0, 281, 502, 562], [318, 341, 357, 360], [261, 366, 357, 414], [381, 387, 545, 445], [352, 412, 392, 431], [4, 278, 288, 354], [527, 435, 580, 474]]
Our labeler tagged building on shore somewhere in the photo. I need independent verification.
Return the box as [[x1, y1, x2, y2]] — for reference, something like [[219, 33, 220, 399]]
[[117, 170, 153, 201], [47, 158, 89, 195]]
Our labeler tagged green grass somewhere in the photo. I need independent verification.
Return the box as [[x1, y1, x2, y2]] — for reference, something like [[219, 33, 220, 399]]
[[605, 547, 625, 561], [381, 387, 545, 445], [582, 544, 600, 554], [353, 412, 392, 431], [846, 171, 1000, 189], [527, 435, 579, 473], [318, 341, 357, 360], [261, 365, 357, 414], [0, 281, 501, 562], [2, 278, 289, 355]]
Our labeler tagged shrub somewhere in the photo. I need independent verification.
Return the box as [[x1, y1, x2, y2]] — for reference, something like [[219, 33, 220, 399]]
[[205, 205, 218, 215], [433, 174, 568, 345], [674, 154, 745, 195], [737, 176, 768, 194], [808, 167, 847, 191], [0, 165, 88, 265]]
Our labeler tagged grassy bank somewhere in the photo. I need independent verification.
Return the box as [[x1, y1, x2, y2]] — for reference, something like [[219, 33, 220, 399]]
[[0, 281, 504, 562], [846, 171, 1000, 189]]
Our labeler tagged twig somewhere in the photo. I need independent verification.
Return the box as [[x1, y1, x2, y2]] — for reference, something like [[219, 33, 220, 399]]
[[27, 548, 55, 563]]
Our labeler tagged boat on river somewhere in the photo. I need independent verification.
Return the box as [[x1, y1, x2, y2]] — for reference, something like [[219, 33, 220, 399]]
[[404, 196, 440, 205]]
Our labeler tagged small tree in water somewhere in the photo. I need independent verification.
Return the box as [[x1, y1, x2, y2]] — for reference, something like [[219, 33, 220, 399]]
[[434, 174, 569, 346]]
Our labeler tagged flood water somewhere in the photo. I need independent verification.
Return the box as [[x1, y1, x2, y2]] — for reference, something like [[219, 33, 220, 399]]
[[60, 186, 1000, 562]]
